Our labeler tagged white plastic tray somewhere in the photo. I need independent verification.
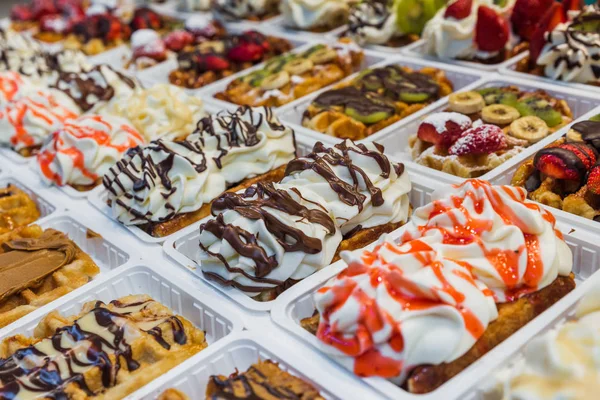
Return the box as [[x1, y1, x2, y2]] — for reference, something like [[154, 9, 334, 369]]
[[162, 171, 441, 312], [271, 218, 600, 400], [365, 74, 600, 185], [201, 42, 388, 111], [28, 157, 102, 199], [127, 331, 360, 400], [0, 147, 32, 164], [402, 39, 524, 72], [500, 51, 600, 94], [276, 56, 485, 145], [0, 177, 59, 222]]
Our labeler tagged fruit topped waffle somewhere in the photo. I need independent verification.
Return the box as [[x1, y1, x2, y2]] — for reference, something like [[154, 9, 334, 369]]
[[10, 0, 85, 35], [213, 0, 281, 22], [512, 118, 600, 221], [409, 86, 573, 177], [214, 43, 364, 107], [302, 65, 453, 140]]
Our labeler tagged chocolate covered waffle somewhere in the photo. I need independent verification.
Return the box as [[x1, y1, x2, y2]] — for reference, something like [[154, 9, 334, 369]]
[[409, 86, 573, 178], [206, 360, 325, 399], [512, 119, 600, 221], [302, 65, 453, 140], [0, 225, 100, 328], [301, 179, 574, 393], [0, 185, 41, 234], [214, 43, 364, 107], [198, 140, 412, 301], [103, 106, 297, 238], [0, 294, 207, 399]]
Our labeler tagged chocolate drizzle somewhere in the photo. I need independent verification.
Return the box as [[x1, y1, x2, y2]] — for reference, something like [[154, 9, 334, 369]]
[[571, 120, 600, 150], [347, 0, 391, 34], [534, 144, 592, 180]]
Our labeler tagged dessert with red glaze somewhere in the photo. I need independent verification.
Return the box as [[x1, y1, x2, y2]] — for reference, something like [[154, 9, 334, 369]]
[[300, 179, 575, 393], [512, 117, 600, 221], [409, 86, 573, 177]]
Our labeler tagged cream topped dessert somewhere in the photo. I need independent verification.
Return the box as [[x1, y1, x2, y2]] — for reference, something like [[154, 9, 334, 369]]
[[311, 179, 573, 389], [0, 49, 91, 84], [0, 72, 36, 105], [103, 106, 296, 228], [37, 115, 145, 189], [198, 140, 411, 299], [180, 0, 211, 11], [214, 0, 280, 20], [346, 0, 399, 45], [281, 0, 350, 30]]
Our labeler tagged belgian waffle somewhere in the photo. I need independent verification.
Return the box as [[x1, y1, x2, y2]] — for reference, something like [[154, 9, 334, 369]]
[[0, 184, 40, 235], [0, 294, 207, 399], [0, 225, 100, 328]]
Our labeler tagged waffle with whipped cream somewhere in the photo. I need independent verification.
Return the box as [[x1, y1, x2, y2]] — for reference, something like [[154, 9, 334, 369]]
[[281, 0, 350, 32], [0, 185, 40, 235], [0, 294, 207, 399]]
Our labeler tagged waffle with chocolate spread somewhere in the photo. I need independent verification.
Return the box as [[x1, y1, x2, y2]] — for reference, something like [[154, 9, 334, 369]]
[[0, 225, 100, 328], [0, 294, 207, 399], [198, 140, 412, 301], [0, 185, 40, 235], [302, 65, 453, 140]]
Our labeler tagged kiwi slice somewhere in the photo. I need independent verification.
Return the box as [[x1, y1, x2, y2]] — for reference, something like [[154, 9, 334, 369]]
[[248, 70, 271, 87], [399, 91, 431, 103], [345, 107, 391, 124], [476, 88, 518, 106], [395, 0, 440, 35], [301, 44, 325, 58], [358, 72, 384, 91], [515, 96, 563, 127], [493, 0, 507, 7], [590, 114, 600, 122]]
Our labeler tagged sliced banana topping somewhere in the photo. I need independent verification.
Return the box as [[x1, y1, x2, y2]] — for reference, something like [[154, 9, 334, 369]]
[[309, 48, 338, 65], [566, 128, 583, 142], [509, 116, 549, 144], [448, 91, 485, 114], [198, 41, 225, 54], [284, 58, 314, 75], [260, 71, 290, 90], [481, 104, 521, 125]]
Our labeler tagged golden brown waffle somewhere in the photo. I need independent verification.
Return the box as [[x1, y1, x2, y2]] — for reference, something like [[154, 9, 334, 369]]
[[0, 225, 100, 328], [206, 360, 325, 399], [158, 388, 190, 400], [63, 35, 126, 56], [0, 184, 41, 235], [0, 294, 207, 399], [301, 274, 575, 394]]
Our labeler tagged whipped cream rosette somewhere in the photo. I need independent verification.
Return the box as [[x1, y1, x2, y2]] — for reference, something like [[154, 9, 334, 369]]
[[312, 179, 573, 388], [103, 106, 296, 229], [281, 0, 350, 30], [214, 0, 280, 20], [36, 115, 145, 188], [0, 72, 36, 105], [198, 139, 411, 299], [346, 1, 399, 46]]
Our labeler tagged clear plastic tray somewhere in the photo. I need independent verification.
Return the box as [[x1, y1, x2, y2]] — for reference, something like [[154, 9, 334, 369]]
[[162, 170, 441, 312], [0, 147, 32, 164], [276, 56, 485, 145], [402, 39, 524, 72], [366, 74, 600, 185], [0, 177, 59, 222], [126, 331, 378, 400], [271, 218, 600, 400]]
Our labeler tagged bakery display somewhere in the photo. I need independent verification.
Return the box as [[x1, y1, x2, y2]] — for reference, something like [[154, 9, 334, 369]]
[[214, 43, 364, 107], [214, 0, 280, 22], [281, 0, 352, 32], [0, 294, 207, 398], [409, 86, 573, 177], [301, 179, 574, 393], [198, 140, 411, 301], [302, 65, 453, 140], [343, 0, 446, 47], [206, 360, 325, 399], [103, 106, 296, 238], [0, 185, 41, 234], [512, 118, 600, 221], [0, 225, 100, 328]]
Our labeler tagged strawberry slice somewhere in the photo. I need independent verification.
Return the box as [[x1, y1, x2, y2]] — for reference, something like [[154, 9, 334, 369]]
[[510, 0, 554, 41], [533, 142, 595, 181], [444, 0, 472, 20], [227, 42, 265, 63], [448, 124, 507, 155], [475, 6, 510, 53], [587, 164, 600, 195], [32, 0, 58, 19], [417, 112, 472, 148], [164, 30, 195, 52], [529, 3, 565, 67], [562, 0, 582, 20], [11, 4, 34, 21]]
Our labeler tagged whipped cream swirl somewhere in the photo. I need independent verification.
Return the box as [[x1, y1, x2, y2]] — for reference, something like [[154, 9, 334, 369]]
[[37, 115, 145, 187], [346, 1, 399, 45], [281, 0, 350, 30], [0, 72, 36, 105], [180, 0, 211, 11], [314, 179, 572, 383], [103, 106, 296, 225], [214, 0, 279, 19]]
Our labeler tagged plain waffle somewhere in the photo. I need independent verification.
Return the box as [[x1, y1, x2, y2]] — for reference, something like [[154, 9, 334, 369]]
[[0, 184, 40, 235]]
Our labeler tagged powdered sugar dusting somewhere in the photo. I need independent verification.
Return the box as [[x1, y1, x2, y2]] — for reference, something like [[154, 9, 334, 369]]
[[422, 112, 472, 134], [449, 124, 507, 155]]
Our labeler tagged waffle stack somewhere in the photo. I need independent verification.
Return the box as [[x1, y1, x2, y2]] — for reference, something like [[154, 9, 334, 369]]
[[0, 185, 40, 235]]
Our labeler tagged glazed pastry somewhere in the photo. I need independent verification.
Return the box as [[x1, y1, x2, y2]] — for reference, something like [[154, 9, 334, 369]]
[[302, 179, 574, 393], [198, 140, 411, 300], [213, 0, 280, 21], [169, 30, 293, 90], [101, 83, 204, 141], [486, 280, 600, 400], [0, 185, 40, 234], [0, 225, 100, 328], [37, 115, 145, 191], [512, 119, 600, 221], [206, 360, 325, 399], [215, 43, 364, 107], [423, 0, 517, 64], [103, 106, 296, 237], [0, 294, 207, 399], [281, 0, 351, 31], [302, 65, 453, 140], [409, 86, 573, 178]]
